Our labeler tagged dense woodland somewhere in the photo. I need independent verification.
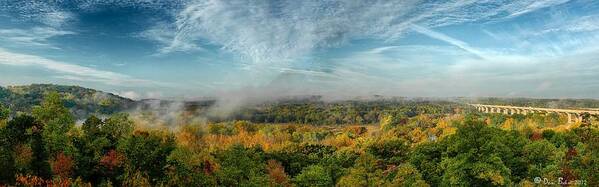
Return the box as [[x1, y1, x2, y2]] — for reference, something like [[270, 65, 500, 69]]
[[3, 84, 599, 124], [0, 88, 598, 186], [0, 84, 134, 119]]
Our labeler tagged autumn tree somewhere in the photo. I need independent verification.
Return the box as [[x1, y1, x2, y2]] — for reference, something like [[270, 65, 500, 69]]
[[337, 154, 385, 186], [409, 142, 446, 185], [72, 115, 111, 183], [215, 144, 269, 186], [522, 140, 561, 180], [366, 137, 409, 165], [117, 131, 175, 184], [440, 119, 528, 186], [50, 152, 74, 179], [268, 144, 336, 177], [0, 121, 16, 183], [390, 164, 429, 187], [81, 115, 103, 138], [293, 165, 333, 187], [164, 147, 216, 186], [32, 92, 75, 155], [266, 160, 291, 187], [1, 115, 52, 181], [102, 113, 134, 144], [0, 103, 9, 123]]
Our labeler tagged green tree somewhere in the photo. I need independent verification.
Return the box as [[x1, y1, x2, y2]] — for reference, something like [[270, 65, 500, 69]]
[[570, 127, 599, 185], [165, 147, 217, 186], [409, 142, 446, 185], [269, 144, 336, 177], [380, 114, 407, 132], [390, 164, 430, 187], [118, 131, 175, 184], [319, 149, 360, 183], [522, 140, 561, 179], [3, 115, 51, 179], [366, 137, 409, 165], [32, 92, 73, 125], [440, 119, 521, 186], [82, 115, 103, 138], [0, 124, 16, 183], [215, 144, 268, 186], [0, 103, 9, 123], [102, 113, 134, 144], [337, 154, 385, 187], [293, 165, 333, 187], [32, 92, 75, 155]]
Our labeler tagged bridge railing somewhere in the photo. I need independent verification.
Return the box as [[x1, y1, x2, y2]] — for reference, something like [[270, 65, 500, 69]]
[[468, 104, 598, 123]]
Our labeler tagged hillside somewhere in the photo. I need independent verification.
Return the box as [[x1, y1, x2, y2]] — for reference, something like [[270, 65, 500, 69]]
[[2, 84, 599, 123], [0, 84, 135, 119]]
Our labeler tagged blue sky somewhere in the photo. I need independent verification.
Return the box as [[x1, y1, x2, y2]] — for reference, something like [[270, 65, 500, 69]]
[[1, 0, 598, 100]]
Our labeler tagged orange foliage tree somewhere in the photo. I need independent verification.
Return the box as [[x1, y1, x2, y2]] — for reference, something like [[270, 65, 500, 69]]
[[50, 152, 74, 179]]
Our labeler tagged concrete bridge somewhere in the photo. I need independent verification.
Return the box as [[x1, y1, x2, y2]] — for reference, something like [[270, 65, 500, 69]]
[[469, 104, 599, 124]]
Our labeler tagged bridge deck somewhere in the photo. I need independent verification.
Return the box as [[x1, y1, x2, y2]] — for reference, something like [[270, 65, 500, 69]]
[[469, 104, 599, 115]]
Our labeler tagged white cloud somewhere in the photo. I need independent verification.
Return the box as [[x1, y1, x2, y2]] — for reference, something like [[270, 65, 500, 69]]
[[0, 27, 75, 48], [115, 90, 163, 100], [1, 0, 185, 27], [0, 2, 75, 27], [3, 0, 594, 98], [164, 0, 569, 64], [543, 14, 599, 34], [410, 24, 487, 59], [116, 91, 141, 100], [39, 11, 75, 27], [320, 20, 599, 98], [505, 0, 570, 18], [138, 22, 202, 54], [0, 48, 156, 86]]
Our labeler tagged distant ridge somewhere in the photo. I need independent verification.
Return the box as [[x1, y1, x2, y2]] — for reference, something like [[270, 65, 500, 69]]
[[0, 84, 135, 118], [3, 84, 599, 121]]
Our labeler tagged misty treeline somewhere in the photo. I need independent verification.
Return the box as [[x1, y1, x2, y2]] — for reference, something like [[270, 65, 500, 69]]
[[469, 97, 599, 109], [0, 84, 134, 119], [143, 97, 599, 126], [0, 92, 598, 186], [206, 99, 459, 125]]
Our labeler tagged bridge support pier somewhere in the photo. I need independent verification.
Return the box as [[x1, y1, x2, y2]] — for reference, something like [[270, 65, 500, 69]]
[[567, 113, 572, 124], [469, 104, 596, 124]]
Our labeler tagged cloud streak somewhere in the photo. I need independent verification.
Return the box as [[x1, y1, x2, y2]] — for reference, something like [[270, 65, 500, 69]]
[[0, 48, 156, 86], [0, 27, 75, 48], [165, 0, 569, 63], [410, 24, 487, 59], [1, 0, 597, 99], [138, 22, 203, 54]]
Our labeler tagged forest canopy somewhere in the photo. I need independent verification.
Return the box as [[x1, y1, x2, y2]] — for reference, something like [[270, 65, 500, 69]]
[[0, 89, 597, 186]]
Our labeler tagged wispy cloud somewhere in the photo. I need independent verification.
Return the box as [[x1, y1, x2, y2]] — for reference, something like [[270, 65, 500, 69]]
[[505, 0, 570, 18], [2, 0, 595, 98], [0, 27, 75, 48], [410, 24, 487, 59], [138, 22, 202, 55], [0, 1, 74, 27], [166, 0, 569, 64], [0, 48, 156, 86], [114, 90, 162, 100], [325, 42, 599, 98], [3, 0, 572, 62], [38, 11, 75, 27], [0, 0, 184, 27], [543, 14, 599, 33]]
